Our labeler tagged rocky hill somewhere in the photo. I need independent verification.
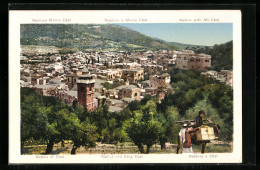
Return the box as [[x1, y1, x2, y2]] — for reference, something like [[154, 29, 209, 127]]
[[21, 24, 180, 52]]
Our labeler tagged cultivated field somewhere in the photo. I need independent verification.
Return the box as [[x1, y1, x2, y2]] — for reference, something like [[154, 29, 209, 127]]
[[22, 141, 232, 155], [21, 45, 60, 55]]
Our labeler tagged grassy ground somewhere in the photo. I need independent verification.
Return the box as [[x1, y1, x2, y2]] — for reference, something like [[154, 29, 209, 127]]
[[22, 141, 232, 155]]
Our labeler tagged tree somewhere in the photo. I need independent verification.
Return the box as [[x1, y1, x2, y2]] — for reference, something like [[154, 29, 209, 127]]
[[128, 100, 141, 112], [156, 106, 180, 150], [161, 69, 233, 142], [70, 120, 99, 154], [21, 88, 53, 151], [185, 96, 225, 138], [123, 101, 162, 154], [195, 41, 233, 71], [204, 83, 233, 141], [21, 87, 94, 154]]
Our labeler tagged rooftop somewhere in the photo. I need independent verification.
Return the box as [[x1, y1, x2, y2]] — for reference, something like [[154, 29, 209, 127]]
[[122, 69, 143, 72], [116, 84, 138, 90], [108, 106, 123, 112], [107, 99, 123, 104], [66, 90, 78, 98]]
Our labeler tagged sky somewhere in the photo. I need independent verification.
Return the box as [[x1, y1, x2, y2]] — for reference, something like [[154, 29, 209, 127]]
[[116, 23, 233, 46]]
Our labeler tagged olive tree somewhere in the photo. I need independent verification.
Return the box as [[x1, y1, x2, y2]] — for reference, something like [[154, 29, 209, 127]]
[[156, 106, 180, 150], [123, 101, 162, 154]]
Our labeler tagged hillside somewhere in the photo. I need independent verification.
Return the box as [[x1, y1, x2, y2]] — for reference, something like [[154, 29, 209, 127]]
[[167, 42, 206, 50], [20, 24, 180, 52], [195, 41, 233, 71]]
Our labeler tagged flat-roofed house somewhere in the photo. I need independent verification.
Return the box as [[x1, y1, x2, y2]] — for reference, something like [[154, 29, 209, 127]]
[[121, 68, 144, 84], [188, 54, 211, 71], [117, 85, 141, 101]]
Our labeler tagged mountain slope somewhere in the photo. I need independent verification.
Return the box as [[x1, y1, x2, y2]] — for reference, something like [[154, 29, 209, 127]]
[[20, 24, 180, 52], [195, 40, 233, 71], [167, 42, 206, 50]]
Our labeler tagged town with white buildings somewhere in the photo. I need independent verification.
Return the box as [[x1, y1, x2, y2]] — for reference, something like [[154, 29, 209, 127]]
[[20, 49, 233, 112]]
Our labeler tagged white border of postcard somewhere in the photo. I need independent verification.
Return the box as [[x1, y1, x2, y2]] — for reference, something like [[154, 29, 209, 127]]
[[9, 10, 242, 164]]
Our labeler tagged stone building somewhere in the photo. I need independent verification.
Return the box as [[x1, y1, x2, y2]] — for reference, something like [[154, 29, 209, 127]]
[[121, 68, 144, 84], [188, 54, 211, 71], [59, 90, 77, 105], [119, 85, 141, 101], [66, 72, 82, 90], [144, 87, 157, 97], [175, 54, 191, 70], [77, 75, 96, 111], [175, 53, 211, 71], [219, 70, 233, 86], [157, 58, 170, 69], [143, 64, 163, 75], [97, 69, 122, 81], [150, 73, 171, 90], [31, 74, 41, 85], [112, 62, 141, 70], [225, 70, 233, 87], [106, 89, 119, 99], [201, 70, 233, 86], [32, 84, 59, 96]]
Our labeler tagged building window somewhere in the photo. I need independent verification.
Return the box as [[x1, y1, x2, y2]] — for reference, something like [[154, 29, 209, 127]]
[[190, 59, 194, 62], [67, 78, 70, 82], [183, 66, 186, 68], [74, 78, 76, 83], [184, 57, 187, 60], [196, 59, 200, 62], [135, 93, 138, 96], [205, 60, 209, 62], [89, 87, 92, 91]]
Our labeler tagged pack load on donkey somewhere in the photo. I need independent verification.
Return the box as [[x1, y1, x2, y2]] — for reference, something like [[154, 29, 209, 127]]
[[176, 110, 221, 154]]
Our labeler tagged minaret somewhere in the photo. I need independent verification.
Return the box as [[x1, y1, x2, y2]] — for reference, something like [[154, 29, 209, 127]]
[[77, 75, 95, 111]]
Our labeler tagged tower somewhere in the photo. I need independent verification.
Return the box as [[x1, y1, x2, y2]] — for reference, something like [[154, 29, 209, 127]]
[[77, 75, 95, 111]]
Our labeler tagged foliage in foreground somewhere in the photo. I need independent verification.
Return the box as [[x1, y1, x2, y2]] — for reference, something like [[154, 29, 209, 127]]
[[21, 88, 98, 154], [158, 69, 233, 141], [21, 68, 233, 154]]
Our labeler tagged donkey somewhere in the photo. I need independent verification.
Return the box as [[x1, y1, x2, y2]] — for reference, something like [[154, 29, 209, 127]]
[[176, 123, 221, 154]]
